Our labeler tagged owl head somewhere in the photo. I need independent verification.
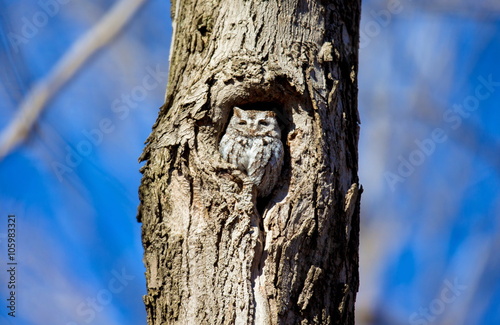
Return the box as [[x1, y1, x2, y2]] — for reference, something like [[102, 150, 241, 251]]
[[229, 107, 281, 138]]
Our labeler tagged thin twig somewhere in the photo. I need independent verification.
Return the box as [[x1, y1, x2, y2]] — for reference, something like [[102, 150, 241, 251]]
[[0, 0, 148, 159]]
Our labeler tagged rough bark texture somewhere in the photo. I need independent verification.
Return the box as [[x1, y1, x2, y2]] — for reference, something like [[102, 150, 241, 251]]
[[138, 0, 361, 324]]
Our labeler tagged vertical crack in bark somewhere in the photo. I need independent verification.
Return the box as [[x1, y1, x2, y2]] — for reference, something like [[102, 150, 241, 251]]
[[251, 204, 269, 325]]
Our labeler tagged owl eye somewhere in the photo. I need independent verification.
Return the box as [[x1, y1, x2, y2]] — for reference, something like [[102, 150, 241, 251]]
[[238, 120, 247, 125], [258, 120, 269, 126]]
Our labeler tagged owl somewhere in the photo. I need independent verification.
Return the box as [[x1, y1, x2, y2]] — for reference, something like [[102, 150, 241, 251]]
[[219, 107, 284, 197]]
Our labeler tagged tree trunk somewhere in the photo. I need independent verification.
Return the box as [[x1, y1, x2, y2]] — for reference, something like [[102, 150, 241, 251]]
[[138, 0, 361, 324]]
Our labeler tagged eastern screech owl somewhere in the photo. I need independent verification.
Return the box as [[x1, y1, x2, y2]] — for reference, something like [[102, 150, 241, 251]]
[[219, 107, 284, 197]]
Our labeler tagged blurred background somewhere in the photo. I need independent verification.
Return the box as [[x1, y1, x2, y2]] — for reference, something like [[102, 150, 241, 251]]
[[0, 0, 498, 324]]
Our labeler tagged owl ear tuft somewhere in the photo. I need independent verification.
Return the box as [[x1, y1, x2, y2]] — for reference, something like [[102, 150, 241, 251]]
[[233, 107, 243, 117]]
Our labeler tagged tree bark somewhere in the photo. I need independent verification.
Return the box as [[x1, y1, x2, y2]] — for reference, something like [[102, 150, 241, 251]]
[[138, 0, 361, 324]]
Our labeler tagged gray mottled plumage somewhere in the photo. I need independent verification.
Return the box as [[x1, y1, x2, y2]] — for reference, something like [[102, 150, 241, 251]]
[[219, 107, 284, 197]]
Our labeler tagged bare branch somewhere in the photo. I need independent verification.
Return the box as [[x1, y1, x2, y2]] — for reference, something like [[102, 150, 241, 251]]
[[0, 0, 148, 159]]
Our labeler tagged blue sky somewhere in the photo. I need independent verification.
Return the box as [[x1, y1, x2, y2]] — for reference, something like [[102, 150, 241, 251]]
[[0, 0, 499, 324]]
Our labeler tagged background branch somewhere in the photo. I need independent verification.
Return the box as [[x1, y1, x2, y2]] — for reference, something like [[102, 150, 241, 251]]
[[0, 0, 147, 159]]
